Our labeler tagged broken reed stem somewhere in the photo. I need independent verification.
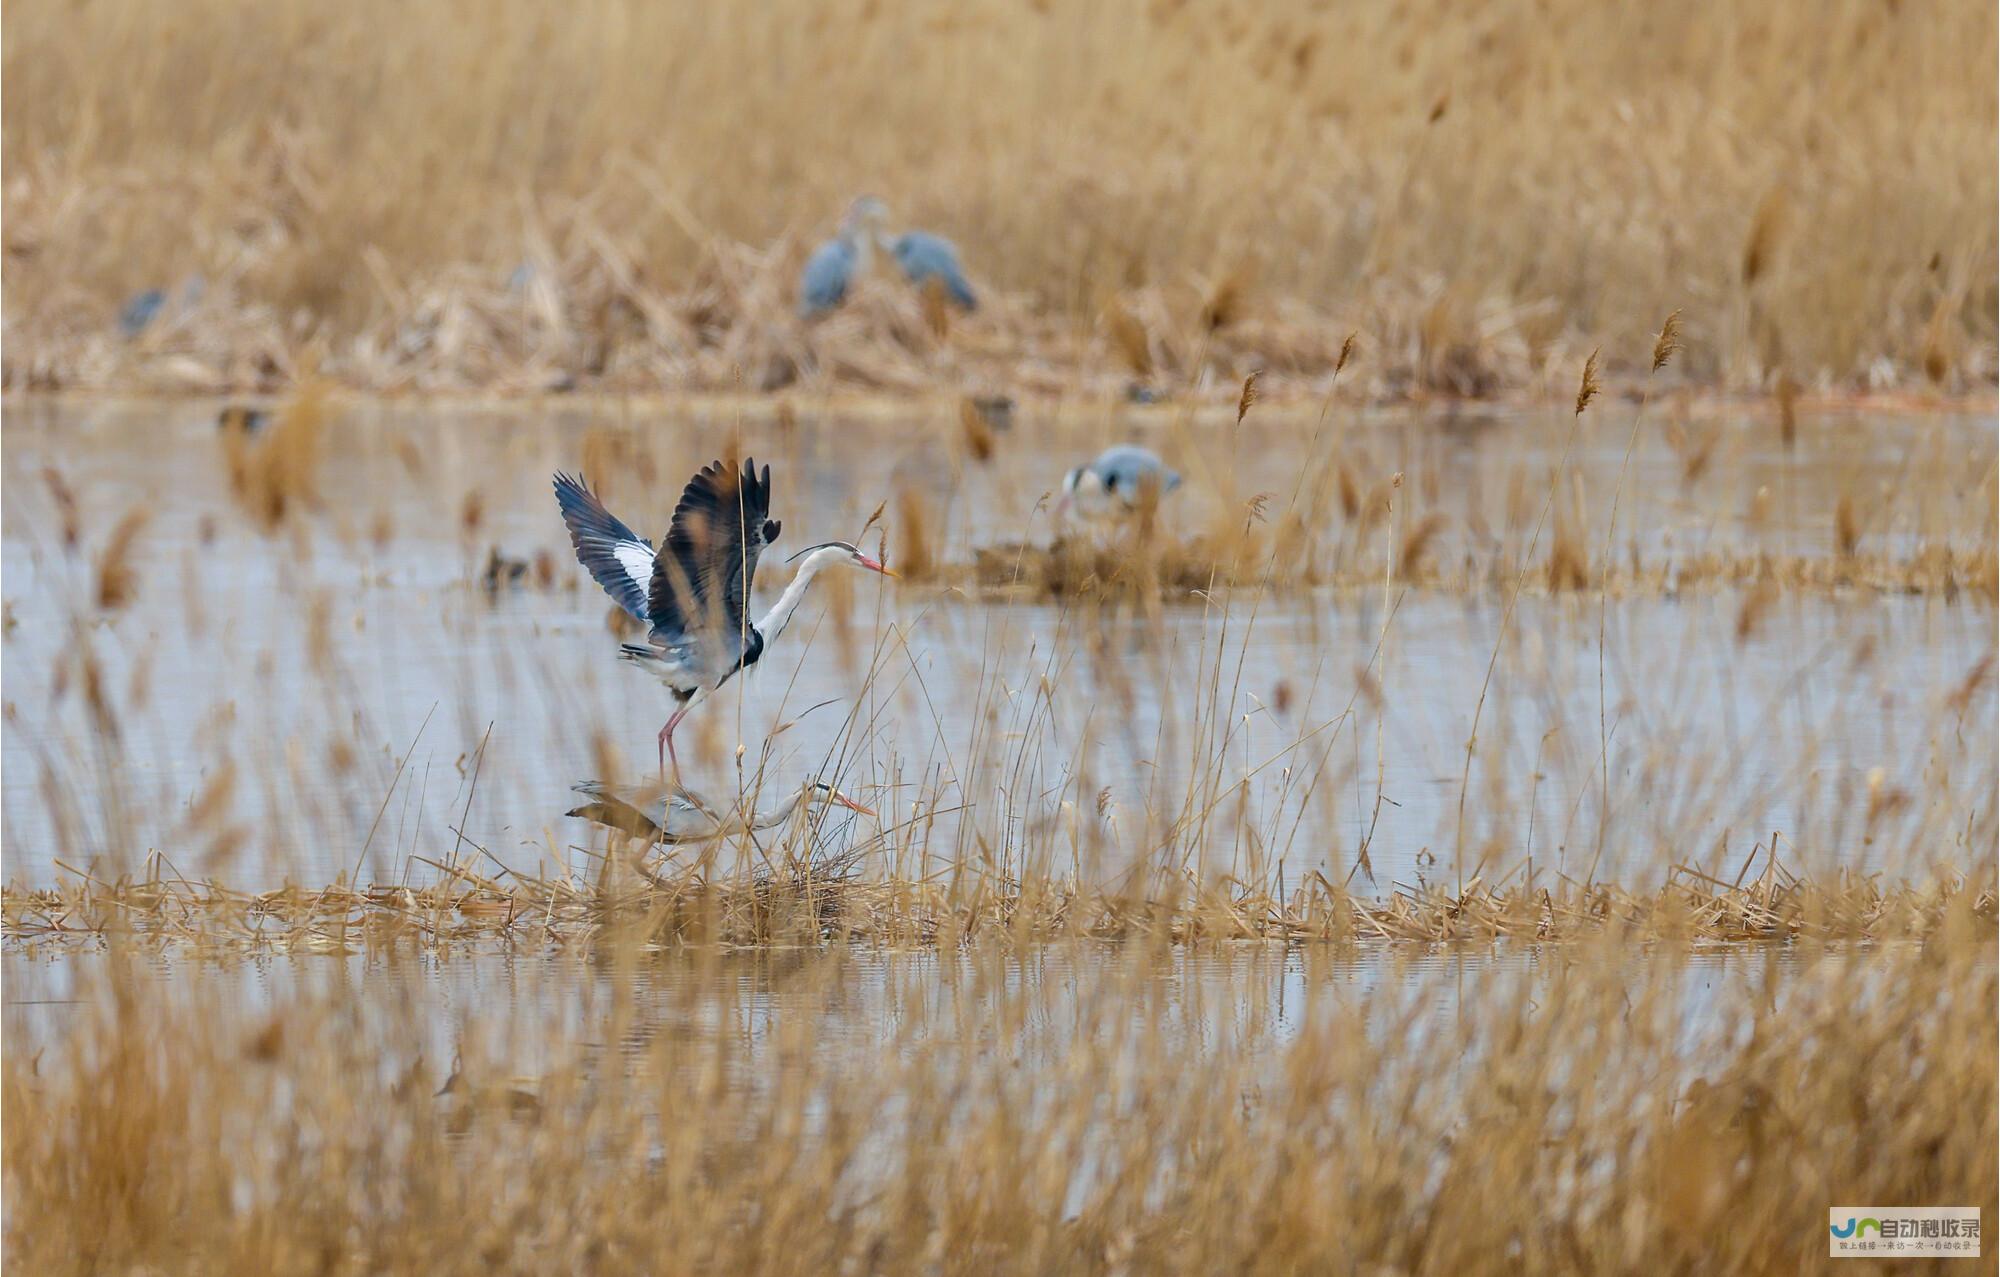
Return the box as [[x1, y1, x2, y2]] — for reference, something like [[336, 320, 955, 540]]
[[1357, 472, 1400, 879], [1590, 315, 1679, 886], [1455, 352, 1598, 893]]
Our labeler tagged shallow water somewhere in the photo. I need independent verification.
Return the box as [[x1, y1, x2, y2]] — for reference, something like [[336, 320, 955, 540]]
[[0, 938, 1820, 1084], [2, 398, 1992, 889]]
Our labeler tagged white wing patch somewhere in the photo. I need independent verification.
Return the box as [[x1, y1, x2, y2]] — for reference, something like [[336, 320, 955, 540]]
[[614, 542, 656, 592]]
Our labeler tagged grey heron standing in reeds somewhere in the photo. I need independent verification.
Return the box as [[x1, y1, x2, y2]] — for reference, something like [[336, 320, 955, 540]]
[[554, 459, 895, 784], [798, 197, 978, 318], [1057, 445, 1183, 521]]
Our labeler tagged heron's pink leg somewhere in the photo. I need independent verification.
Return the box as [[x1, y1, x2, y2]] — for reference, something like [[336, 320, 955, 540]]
[[658, 705, 689, 786]]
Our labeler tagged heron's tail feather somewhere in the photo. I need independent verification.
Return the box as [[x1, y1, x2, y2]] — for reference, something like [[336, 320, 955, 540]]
[[618, 643, 662, 665]]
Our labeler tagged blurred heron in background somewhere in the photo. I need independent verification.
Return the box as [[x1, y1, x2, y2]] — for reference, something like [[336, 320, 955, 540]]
[[1057, 445, 1183, 520], [566, 777, 874, 843], [798, 197, 978, 318], [118, 289, 166, 337]]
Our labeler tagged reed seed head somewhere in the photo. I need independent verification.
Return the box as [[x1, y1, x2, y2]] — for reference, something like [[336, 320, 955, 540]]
[[1235, 369, 1262, 425], [1651, 310, 1682, 373], [1574, 348, 1601, 416]]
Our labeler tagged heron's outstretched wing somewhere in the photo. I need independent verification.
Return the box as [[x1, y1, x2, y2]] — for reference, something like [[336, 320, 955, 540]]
[[892, 232, 976, 310], [647, 458, 778, 669], [799, 237, 856, 317], [552, 473, 655, 622]]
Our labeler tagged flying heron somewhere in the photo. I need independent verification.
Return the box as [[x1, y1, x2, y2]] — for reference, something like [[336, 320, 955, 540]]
[[553, 460, 895, 783], [566, 777, 874, 842], [1057, 445, 1183, 520], [798, 197, 977, 318]]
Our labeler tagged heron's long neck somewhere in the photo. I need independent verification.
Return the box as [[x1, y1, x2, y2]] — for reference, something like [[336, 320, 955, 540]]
[[751, 788, 809, 831], [755, 548, 843, 645]]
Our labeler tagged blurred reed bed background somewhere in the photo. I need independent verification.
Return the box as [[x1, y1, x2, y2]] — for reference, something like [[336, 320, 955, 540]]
[[4, 0, 1996, 398]]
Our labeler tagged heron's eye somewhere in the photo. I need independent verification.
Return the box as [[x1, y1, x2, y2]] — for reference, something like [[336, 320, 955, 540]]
[[762, 519, 781, 544]]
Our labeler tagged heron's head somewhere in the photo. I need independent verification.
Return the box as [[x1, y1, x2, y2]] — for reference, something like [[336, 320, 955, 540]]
[[787, 539, 897, 578], [1056, 465, 1100, 518], [843, 196, 891, 235], [804, 780, 875, 817]]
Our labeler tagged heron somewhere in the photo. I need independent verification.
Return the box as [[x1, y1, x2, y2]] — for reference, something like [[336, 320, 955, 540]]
[[119, 289, 167, 337], [566, 777, 874, 842], [888, 228, 977, 312], [797, 197, 977, 318], [553, 460, 895, 783], [1057, 445, 1183, 520]]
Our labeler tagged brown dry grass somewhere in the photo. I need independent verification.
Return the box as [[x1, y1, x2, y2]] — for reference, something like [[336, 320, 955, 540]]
[[956, 532, 1996, 601], [3, 0, 1995, 398], [220, 375, 330, 529], [3, 853, 1991, 950], [4, 903, 1993, 1274]]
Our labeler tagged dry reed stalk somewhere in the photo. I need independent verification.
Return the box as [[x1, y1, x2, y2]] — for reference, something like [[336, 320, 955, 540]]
[[4, 0, 1993, 399], [4, 897, 1992, 1273], [1103, 298, 1153, 376], [892, 484, 937, 583], [958, 397, 997, 462], [1544, 510, 1589, 591], [1651, 309, 1683, 372], [4, 863, 1988, 949], [39, 467, 81, 549], [1667, 417, 1721, 485], [1741, 186, 1789, 286], [1574, 347, 1602, 416], [1396, 511, 1446, 579], [1234, 369, 1261, 425], [1735, 577, 1779, 642], [225, 378, 330, 530], [1201, 267, 1251, 332], [1834, 491, 1861, 558], [91, 508, 149, 611], [1776, 373, 1801, 446], [1455, 350, 1599, 888]]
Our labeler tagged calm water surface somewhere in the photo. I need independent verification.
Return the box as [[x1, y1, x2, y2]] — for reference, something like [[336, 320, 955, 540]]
[[3, 399, 1992, 889]]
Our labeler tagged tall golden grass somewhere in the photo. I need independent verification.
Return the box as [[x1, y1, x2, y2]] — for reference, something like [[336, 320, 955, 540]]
[[6, 924, 1994, 1273], [4, 0, 1995, 396]]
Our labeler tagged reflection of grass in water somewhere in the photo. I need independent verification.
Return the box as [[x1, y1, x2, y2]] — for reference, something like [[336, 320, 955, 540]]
[[4, 922, 1993, 1271]]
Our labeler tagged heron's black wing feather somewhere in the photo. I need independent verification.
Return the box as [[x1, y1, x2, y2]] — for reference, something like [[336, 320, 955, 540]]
[[552, 473, 655, 622], [648, 458, 775, 670]]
